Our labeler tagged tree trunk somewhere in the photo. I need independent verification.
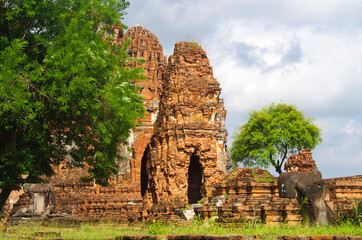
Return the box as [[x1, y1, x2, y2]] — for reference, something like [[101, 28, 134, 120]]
[[0, 187, 12, 213], [276, 165, 282, 175]]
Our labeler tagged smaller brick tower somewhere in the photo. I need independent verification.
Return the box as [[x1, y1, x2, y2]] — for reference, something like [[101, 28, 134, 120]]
[[284, 149, 318, 172]]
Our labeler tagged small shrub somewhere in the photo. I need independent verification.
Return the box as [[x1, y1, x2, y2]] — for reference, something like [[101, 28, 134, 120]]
[[189, 41, 201, 50], [251, 168, 276, 182], [0, 213, 7, 229], [353, 201, 362, 225], [191, 113, 204, 123], [337, 201, 362, 226], [257, 173, 277, 182], [148, 220, 168, 235]]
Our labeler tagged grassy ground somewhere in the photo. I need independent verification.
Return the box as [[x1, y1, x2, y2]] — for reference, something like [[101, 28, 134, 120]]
[[1, 219, 361, 239], [1, 221, 147, 239]]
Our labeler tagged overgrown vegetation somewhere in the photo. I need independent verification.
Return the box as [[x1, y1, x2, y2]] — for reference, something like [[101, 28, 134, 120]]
[[231, 103, 322, 174], [191, 113, 204, 123], [1, 219, 361, 239], [252, 168, 277, 182], [0, 0, 145, 211], [189, 41, 201, 50], [336, 201, 362, 226], [1, 221, 147, 239]]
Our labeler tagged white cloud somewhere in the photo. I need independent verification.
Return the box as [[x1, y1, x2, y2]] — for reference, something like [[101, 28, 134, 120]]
[[209, 20, 362, 118], [208, 19, 362, 177], [124, 0, 362, 178], [342, 119, 362, 135]]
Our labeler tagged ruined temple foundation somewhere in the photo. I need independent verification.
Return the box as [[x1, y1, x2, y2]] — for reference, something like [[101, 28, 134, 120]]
[[11, 163, 362, 225], [8, 26, 362, 224]]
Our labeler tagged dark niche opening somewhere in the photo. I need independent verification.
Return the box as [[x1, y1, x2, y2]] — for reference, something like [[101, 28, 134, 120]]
[[141, 145, 150, 197], [187, 153, 202, 204]]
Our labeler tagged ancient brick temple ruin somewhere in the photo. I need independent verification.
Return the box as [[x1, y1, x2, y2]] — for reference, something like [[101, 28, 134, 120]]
[[143, 41, 231, 207], [284, 149, 318, 172], [11, 25, 231, 220], [9, 26, 362, 224], [116, 26, 232, 208]]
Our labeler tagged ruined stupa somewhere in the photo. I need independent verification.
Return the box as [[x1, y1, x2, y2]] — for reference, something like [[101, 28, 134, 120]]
[[143, 41, 231, 207], [284, 149, 318, 172], [11, 25, 231, 220]]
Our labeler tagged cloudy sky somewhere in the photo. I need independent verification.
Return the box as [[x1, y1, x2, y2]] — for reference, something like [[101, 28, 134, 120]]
[[123, 0, 362, 178]]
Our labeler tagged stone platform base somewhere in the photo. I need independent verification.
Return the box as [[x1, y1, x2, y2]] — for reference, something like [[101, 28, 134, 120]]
[[7, 216, 82, 227]]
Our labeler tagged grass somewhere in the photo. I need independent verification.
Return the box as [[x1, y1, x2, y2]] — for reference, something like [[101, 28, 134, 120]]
[[252, 168, 277, 183], [1, 221, 147, 239], [189, 41, 201, 50], [1, 219, 361, 239], [157, 219, 362, 236]]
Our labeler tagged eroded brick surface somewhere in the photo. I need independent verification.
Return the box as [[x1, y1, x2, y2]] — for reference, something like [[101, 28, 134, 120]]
[[284, 149, 317, 172], [142, 41, 230, 210], [201, 167, 361, 225]]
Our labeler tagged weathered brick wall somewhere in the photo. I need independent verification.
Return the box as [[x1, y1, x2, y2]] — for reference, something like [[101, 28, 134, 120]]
[[11, 170, 361, 223], [325, 175, 362, 218], [201, 168, 362, 225]]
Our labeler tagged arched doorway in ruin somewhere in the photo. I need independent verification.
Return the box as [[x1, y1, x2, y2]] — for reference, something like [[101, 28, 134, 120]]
[[187, 152, 203, 204], [141, 145, 150, 197]]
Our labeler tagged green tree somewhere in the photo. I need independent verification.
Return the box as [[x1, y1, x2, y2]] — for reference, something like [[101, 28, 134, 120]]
[[230, 103, 322, 175], [0, 0, 145, 211]]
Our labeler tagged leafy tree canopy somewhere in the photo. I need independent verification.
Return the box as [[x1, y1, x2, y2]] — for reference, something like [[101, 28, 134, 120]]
[[0, 0, 145, 210], [230, 103, 322, 174]]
